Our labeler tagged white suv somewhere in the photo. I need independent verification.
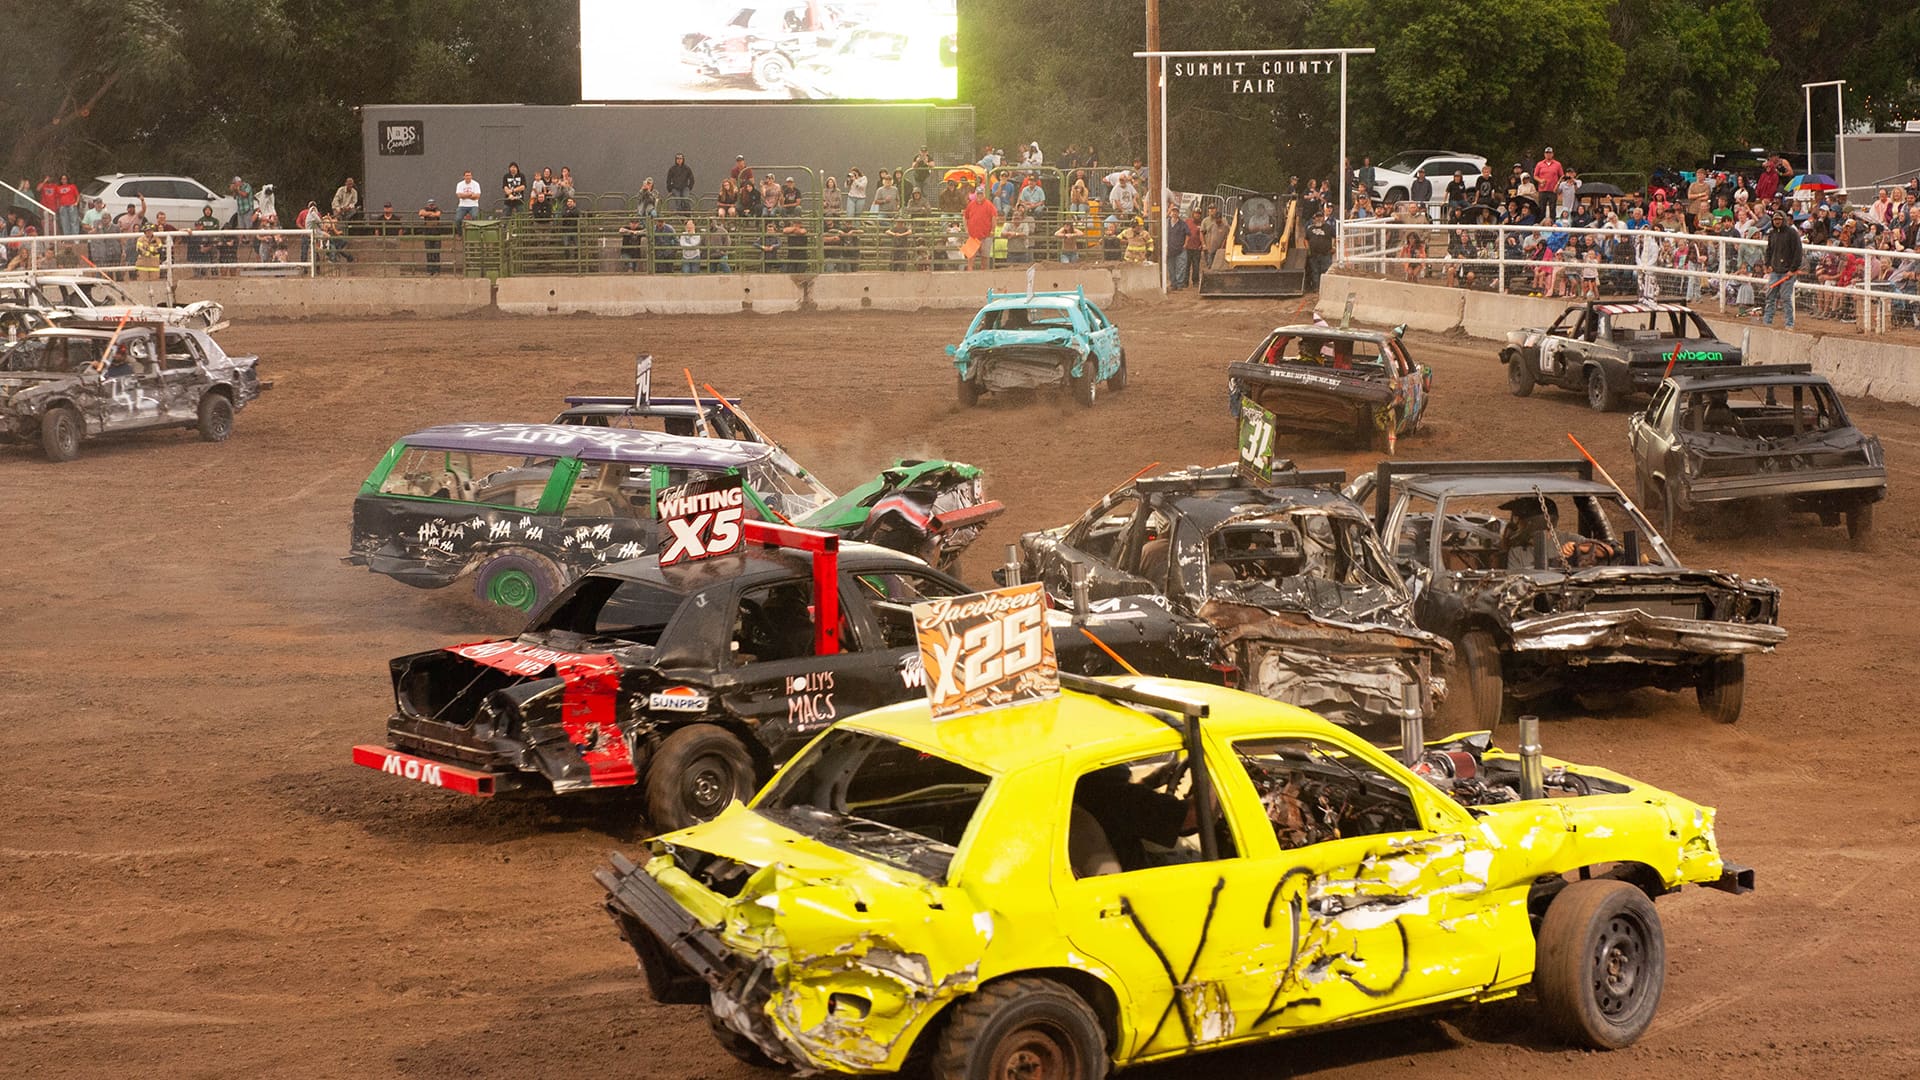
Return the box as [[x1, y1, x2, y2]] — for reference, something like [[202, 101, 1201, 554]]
[[1356, 150, 1488, 213], [82, 174, 239, 227]]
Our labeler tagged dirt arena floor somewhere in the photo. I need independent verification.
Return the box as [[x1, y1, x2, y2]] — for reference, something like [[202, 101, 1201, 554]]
[[6, 297, 1919, 1079]]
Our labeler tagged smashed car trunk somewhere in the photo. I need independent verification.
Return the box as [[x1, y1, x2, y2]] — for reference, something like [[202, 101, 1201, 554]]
[[1229, 360, 1394, 438], [970, 342, 1085, 391], [1200, 591, 1449, 727]]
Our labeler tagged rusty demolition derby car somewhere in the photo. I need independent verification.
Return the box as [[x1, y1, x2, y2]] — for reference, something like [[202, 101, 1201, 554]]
[[0, 320, 266, 462], [1629, 364, 1887, 545], [1502, 300, 1742, 412], [1007, 464, 1449, 733], [1349, 460, 1785, 726]]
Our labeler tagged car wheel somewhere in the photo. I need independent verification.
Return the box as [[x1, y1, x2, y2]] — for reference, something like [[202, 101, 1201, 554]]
[[1385, 187, 1408, 203], [1073, 368, 1097, 408], [957, 372, 980, 408], [751, 53, 793, 90], [197, 392, 234, 442], [1534, 879, 1666, 1050], [1457, 630, 1507, 729], [931, 977, 1107, 1080], [1505, 349, 1535, 397], [646, 723, 756, 832], [1695, 656, 1744, 724], [1845, 503, 1873, 550], [1110, 350, 1129, 391], [473, 550, 563, 613], [706, 1007, 777, 1069], [40, 405, 81, 462], [1586, 367, 1620, 412], [1639, 473, 1673, 538]]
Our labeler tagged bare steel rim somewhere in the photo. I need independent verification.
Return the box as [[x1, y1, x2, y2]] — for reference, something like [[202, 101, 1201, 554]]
[[1592, 909, 1653, 1019], [988, 1017, 1082, 1080], [684, 753, 736, 817]]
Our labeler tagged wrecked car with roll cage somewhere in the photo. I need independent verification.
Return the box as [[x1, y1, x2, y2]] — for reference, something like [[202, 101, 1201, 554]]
[[344, 422, 1003, 612], [1500, 300, 1742, 412], [0, 320, 265, 462], [1347, 459, 1784, 728], [1004, 464, 1448, 734], [947, 288, 1127, 408], [1227, 321, 1432, 453], [353, 524, 1179, 830], [556, 391, 1005, 570], [1627, 364, 1886, 547], [599, 674, 1752, 1078]]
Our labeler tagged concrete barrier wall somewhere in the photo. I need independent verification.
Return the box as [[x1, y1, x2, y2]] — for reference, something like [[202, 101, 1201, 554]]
[[495, 274, 805, 316], [809, 266, 1125, 312], [1315, 274, 1464, 334], [171, 276, 492, 319], [1323, 271, 1920, 406]]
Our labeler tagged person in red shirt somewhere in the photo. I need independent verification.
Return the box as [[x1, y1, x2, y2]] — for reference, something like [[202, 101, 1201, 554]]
[[36, 175, 59, 234], [1533, 148, 1565, 219], [53, 174, 81, 234], [963, 188, 997, 269]]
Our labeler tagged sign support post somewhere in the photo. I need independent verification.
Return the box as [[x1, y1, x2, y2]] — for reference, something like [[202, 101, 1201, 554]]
[[1132, 47, 1376, 293]]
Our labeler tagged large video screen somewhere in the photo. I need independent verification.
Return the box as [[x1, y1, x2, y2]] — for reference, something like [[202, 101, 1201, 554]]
[[580, 0, 957, 102]]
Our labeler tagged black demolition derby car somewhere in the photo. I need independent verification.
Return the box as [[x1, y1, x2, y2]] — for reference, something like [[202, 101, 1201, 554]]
[[1502, 301, 1742, 411], [1628, 364, 1887, 546], [345, 420, 1003, 611], [0, 321, 267, 462], [1349, 460, 1785, 726], [354, 523, 1169, 829], [1005, 464, 1450, 732]]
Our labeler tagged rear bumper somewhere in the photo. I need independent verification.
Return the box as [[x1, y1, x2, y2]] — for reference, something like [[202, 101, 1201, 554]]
[[1509, 610, 1786, 656], [1703, 861, 1757, 895], [350, 743, 519, 797], [1683, 466, 1886, 504]]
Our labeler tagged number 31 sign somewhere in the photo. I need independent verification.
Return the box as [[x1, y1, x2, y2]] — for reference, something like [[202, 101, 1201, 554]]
[[912, 583, 1059, 721]]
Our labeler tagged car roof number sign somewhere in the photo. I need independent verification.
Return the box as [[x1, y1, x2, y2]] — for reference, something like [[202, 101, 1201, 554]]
[[1239, 395, 1276, 483], [912, 583, 1058, 721], [634, 353, 652, 409], [656, 473, 745, 566]]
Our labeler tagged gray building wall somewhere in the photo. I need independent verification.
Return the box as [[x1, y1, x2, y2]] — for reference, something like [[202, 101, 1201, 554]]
[[359, 103, 974, 214], [1839, 133, 1920, 192]]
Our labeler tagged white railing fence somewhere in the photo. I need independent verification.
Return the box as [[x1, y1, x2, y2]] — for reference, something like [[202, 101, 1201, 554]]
[[1338, 219, 1920, 333], [1, 229, 318, 283]]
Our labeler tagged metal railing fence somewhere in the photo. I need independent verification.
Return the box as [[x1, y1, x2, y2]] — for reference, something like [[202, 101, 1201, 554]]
[[2, 228, 317, 281], [1339, 218, 1920, 333]]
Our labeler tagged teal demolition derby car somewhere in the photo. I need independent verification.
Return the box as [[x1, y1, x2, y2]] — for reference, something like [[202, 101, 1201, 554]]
[[946, 288, 1127, 407]]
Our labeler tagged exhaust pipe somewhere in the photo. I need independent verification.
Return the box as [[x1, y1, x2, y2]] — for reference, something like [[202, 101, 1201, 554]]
[[1399, 682, 1423, 769], [1002, 543, 1022, 587], [1069, 561, 1090, 623], [1518, 714, 1545, 800]]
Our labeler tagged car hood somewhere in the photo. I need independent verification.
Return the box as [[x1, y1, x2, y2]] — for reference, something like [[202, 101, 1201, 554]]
[[954, 328, 1086, 354]]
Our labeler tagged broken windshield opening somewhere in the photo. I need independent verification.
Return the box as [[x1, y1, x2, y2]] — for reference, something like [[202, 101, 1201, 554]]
[[756, 728, 992, 881], [533, 574, 681, 646], [1199, 514, 1399, 595]]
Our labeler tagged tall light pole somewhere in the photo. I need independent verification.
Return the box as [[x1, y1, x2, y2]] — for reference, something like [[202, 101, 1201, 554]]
[[1803, 79, 1846, 188], [1146, 0, 1162, 287]]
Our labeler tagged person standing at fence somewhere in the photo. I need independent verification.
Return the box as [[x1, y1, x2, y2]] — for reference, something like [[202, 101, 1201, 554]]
[[619, 216, 645, 272], [870, 174, 899, 217], [1533, 148, 1564, 218], [962, 187, 997, 270], [678, 219, 701, 273], [229, 177, 254, 228], [1304, 207, 1335, 292], [709, 216, 732, 273], [1166, 208, 1191, 288], [1686, 168, 1712, 232], [1762, 209, 1803, 328], [454, 171, 481, 232], [51, 175, 81, 235], [560, 197, 581, 258], [502, 163, 527, 217], [846, 168, 868, 216], [418, 198, 443, 274], [666, 154, 694, 213]]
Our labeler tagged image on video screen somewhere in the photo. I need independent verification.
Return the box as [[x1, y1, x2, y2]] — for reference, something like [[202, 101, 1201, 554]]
[[580, 0, 958, 102]]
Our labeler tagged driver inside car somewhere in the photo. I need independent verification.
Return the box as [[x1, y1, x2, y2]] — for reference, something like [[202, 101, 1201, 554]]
[[1499, 497, 1615, 569]]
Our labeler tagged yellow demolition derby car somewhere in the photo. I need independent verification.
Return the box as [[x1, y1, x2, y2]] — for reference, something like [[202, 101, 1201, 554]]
[[598, 675, 1752, 1077]]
